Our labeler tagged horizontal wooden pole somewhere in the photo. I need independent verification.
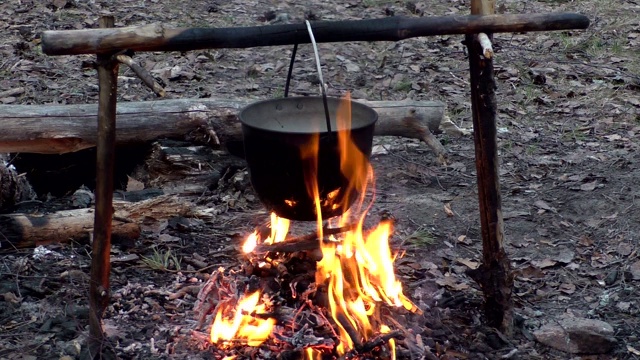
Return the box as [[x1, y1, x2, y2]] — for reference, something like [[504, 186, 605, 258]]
[[42, 13, 589, 56], [0, 98, 445, 154]]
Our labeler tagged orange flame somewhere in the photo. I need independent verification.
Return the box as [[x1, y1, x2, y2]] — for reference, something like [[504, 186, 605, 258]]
[[209, 290, 276, 347], [305, 348, 322, 360], [381, 325, 396, 360], [242, 213, 290, 253], [267, 212, 290, 245], [313, 92, 416, 355], [336, 92, 373, 214]]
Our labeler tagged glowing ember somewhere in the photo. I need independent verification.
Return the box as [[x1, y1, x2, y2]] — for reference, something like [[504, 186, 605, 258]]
[[209, 290, 275, 347]]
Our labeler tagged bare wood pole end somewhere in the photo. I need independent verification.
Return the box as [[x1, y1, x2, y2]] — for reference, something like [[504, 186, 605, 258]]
[[466, 0, 513, 334], [87, 15, 118, 359]]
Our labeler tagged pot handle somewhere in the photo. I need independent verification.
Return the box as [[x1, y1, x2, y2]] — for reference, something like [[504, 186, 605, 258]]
[[283, 21, 333, 134]]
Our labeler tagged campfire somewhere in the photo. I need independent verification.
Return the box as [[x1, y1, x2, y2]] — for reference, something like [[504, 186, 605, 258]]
[[194, 93, 421, 359]]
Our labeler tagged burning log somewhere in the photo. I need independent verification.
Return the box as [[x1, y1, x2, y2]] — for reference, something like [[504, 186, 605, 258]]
[[0, 98, 447, 158]]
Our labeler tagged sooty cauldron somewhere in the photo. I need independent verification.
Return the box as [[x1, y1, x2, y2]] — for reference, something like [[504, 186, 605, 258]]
[[239, 96, 378, 221]]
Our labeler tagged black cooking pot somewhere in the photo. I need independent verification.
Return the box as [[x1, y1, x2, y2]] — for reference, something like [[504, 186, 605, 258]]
[[239, 96, 378, 221]]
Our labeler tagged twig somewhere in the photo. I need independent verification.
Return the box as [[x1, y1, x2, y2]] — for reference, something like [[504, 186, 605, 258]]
[[167, 284, 201, 300], [116, 54, 166, 97], [340, 330, 404, 359], [0, 87, 25, 99], [336, 313, 363, 350]]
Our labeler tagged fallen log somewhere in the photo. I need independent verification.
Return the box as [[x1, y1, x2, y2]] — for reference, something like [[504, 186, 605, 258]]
[[0, 98, 446, 155], [0, 195, 191, 249], [0, 209, 140, 250]]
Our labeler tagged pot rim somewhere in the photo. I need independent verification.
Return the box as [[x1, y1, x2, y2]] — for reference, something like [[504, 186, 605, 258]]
[[238, 96, 378, 135]]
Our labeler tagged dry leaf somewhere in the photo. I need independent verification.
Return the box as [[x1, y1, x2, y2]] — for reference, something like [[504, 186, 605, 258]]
[[532, 258, 557, 269], [456, 235, 472, 244], [578, 235, 593, 247], [2, 292, 21, 304], [580, 181, 598, 191], [516, 265, 546, 280], [629, 261, 640, 280], [435, 275, 469, 291], [534, 200, 555, 212], [617, 242, 633, 256], [559, 283, 576, 294], [444, 203, 455, 217], [52, 0, 68, 9], [456, 258, 479, 270], [628, 345, 640, 356], [617, 302, 631, 312], [110, 254, 140, 263], [127, 176, 145, 191]]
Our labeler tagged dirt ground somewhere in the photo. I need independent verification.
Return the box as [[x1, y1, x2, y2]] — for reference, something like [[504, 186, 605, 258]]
[[1, 0, 640, 359]]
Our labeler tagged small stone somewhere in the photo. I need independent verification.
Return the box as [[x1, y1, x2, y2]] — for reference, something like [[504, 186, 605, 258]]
[[533, 317, 617, 354]]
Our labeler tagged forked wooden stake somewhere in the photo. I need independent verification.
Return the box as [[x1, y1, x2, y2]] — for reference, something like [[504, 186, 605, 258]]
[[465, 0, 513, 334], [87, 15, 118, 359]]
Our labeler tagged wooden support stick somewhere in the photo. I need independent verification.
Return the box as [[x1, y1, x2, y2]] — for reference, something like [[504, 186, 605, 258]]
[[465, 0, 513, 334], [87, 15, 118, 359]]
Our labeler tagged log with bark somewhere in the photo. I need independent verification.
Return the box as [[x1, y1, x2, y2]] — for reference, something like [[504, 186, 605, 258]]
[[0, 209, 140, 250], [0, 195, 192, 249], [0, 98, 449, 160]]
